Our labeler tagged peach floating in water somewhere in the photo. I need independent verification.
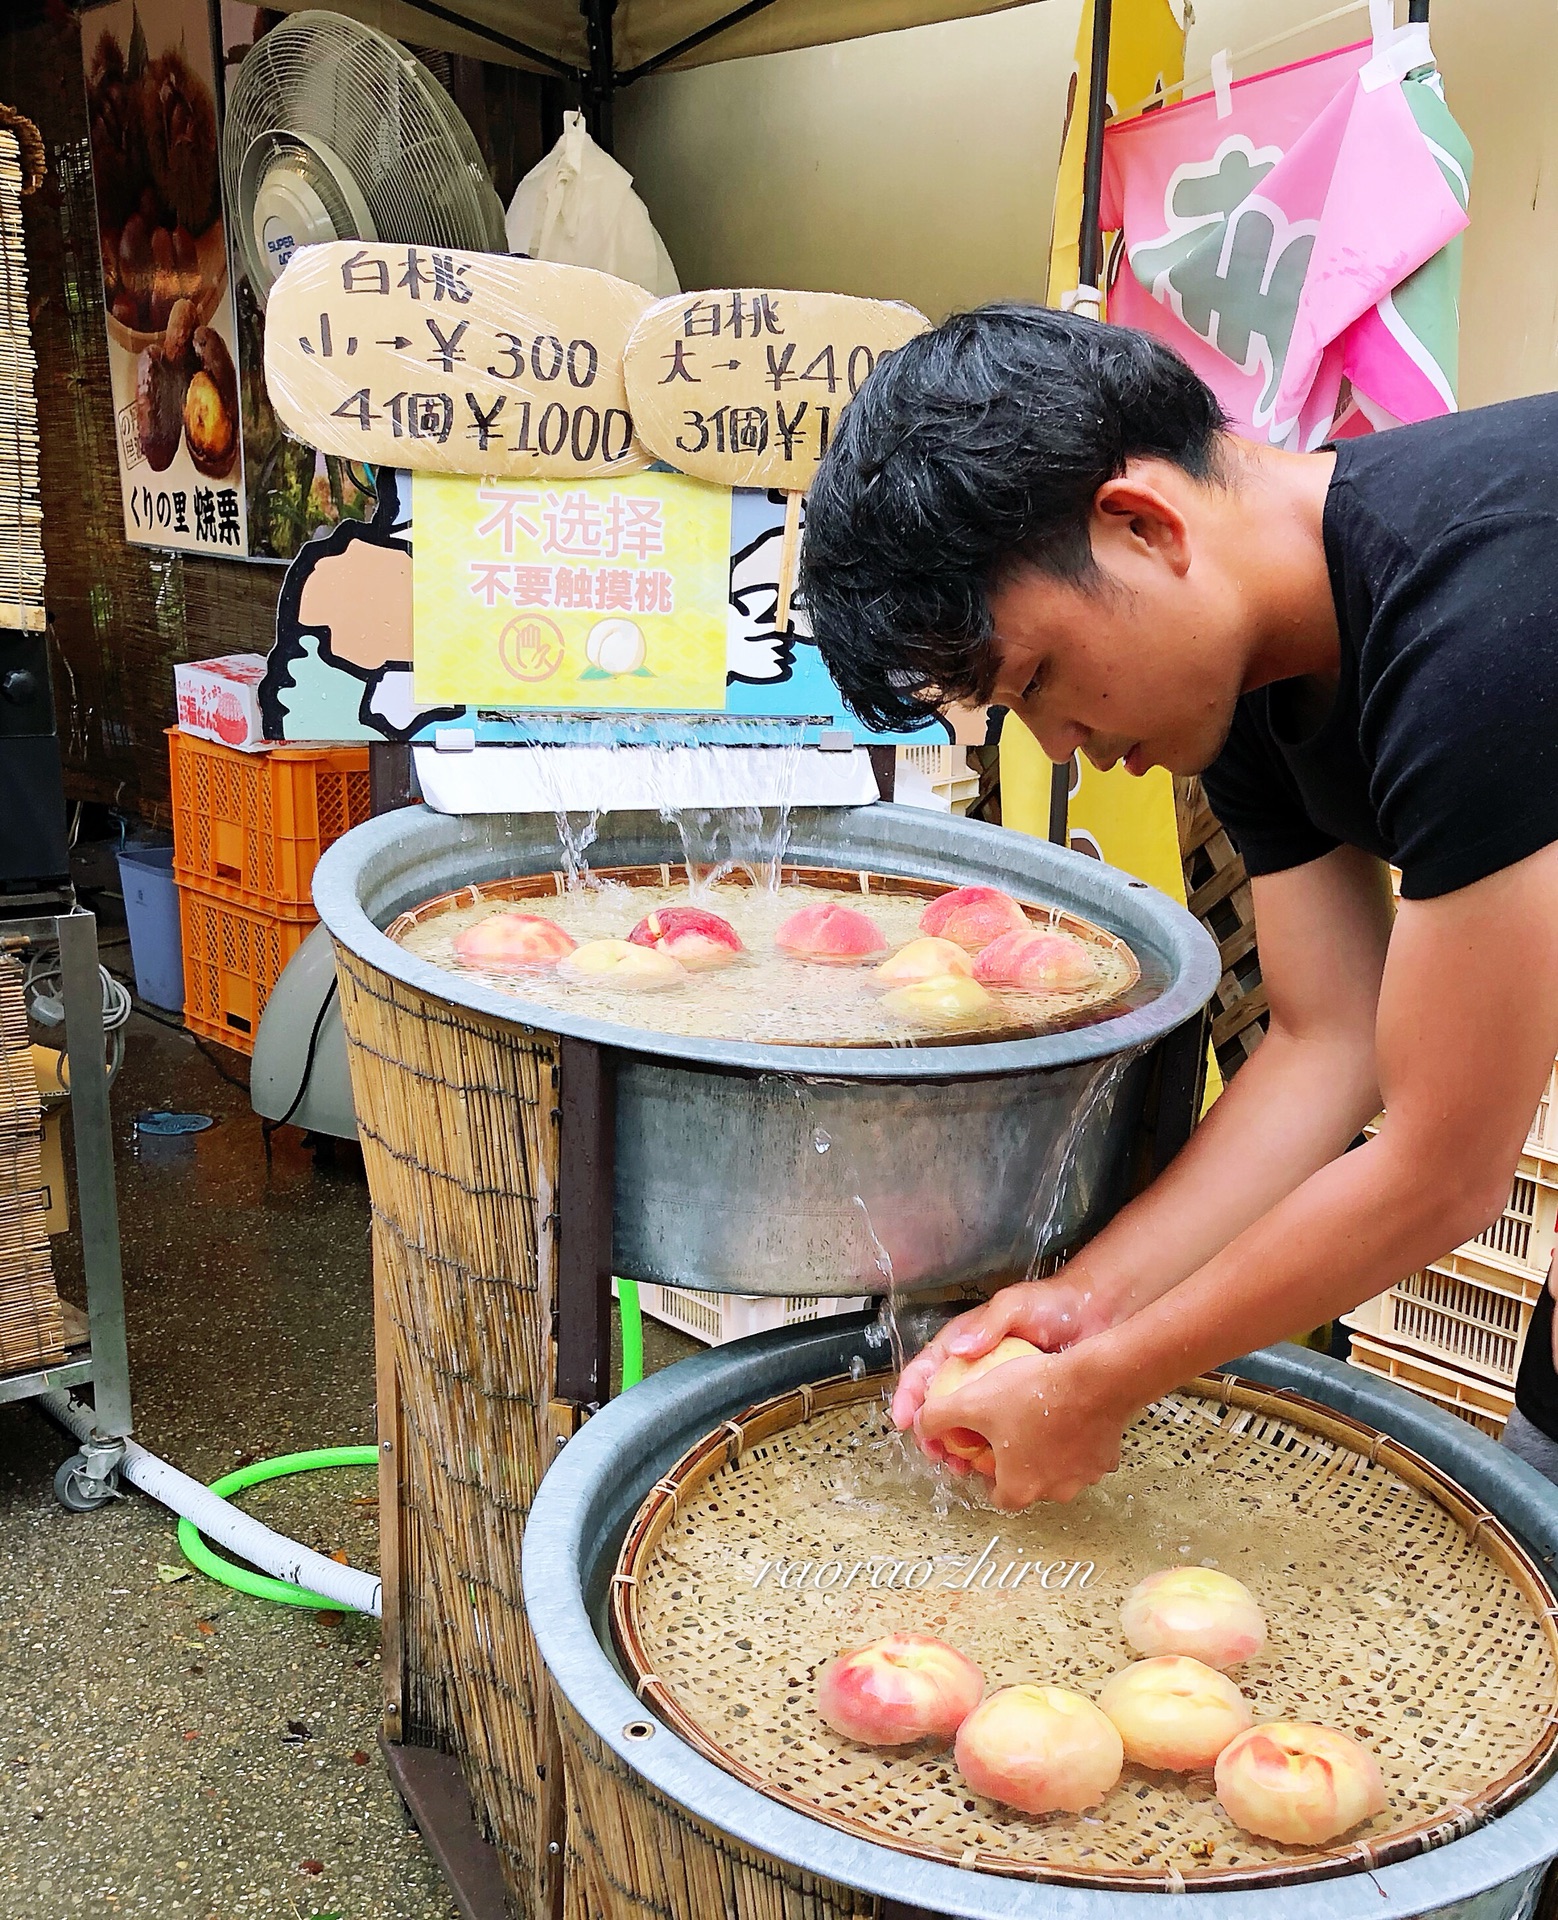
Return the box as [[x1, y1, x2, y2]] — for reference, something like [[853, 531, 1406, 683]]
[[815, 1633, 984, 1747], [881, 973, 994, 1028], [1121, 1568, 1266, 1671], [922, 1334, 1040, 1474], [955, 1685, 1124, 1815], [774, 901, 887, 965], [628, 906, 744, 971], [874, 937, 974, 986], [557, 939, 686, 992], [453, 911, 576, 970], [1098, 1657, 1252, 1772], [973, 927, 1100, 993], [919, 885, 1029, 951], [1215, 1722, 1386, 1845]]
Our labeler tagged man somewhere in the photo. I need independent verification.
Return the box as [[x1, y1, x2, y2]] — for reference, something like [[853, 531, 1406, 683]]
[[800, 304, 1558, 1508]]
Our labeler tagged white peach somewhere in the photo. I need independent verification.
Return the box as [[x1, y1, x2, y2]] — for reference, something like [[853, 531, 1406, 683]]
[[453, 911, 576, 970], [815, 1633, 984, 1747], [919, 885, 1029, 951], [774, 901, 887, 964], [1097, 1657, 1252, 1772], [1215, 1722, 1386, 1845], [627, 905, 744, 971], [923, 1335, 1040, 1475], [973, 928, 1100, 994], [955, 1685, 1124, 1814], [874, 937, 974, 986], [557, 938, 686, 991], [881, 973, 994, 1027], [1121, 1568, 1266, 1670]]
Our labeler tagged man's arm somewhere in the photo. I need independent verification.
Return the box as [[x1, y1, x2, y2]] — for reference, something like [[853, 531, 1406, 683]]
[[894, 845, 1394, 1424], [914, 839, 1558, 1506]]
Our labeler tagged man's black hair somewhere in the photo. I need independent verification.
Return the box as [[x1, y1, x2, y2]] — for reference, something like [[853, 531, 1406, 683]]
[[800, 304, 1228, 732]]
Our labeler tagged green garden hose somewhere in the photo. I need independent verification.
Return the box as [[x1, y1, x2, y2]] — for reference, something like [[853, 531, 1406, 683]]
[[177, 1445, 378, 1610], [617, 1276, 644, 1390]]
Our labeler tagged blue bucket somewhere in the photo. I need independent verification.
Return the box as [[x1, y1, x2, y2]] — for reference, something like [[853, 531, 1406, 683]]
[[116, 845, 183, 1012]]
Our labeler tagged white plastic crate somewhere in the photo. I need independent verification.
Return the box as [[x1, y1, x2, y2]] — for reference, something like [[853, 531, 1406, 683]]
[[1346, 1329, 1514, 1439], [896, 744, 981, 816], [1529, 1061, 1558, 1158], [1344, 1255, 1543, 1386], [617, 1280, 870, 1348]]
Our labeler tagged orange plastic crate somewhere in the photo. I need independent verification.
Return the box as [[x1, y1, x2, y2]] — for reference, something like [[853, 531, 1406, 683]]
[[177, 881, 314, 1056], [168, 728, 371, 914]]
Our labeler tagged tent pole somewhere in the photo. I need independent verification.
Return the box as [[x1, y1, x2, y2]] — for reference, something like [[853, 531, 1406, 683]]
[[581, 0, 617, 149], [1047, 0, 1114, 848], [1408, 1, 1429, 18]]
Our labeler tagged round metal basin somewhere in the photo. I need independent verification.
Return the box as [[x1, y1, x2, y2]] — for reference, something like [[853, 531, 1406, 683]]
[[313, 804, 1219, 1294], [522, 1326, 1558, 1920]]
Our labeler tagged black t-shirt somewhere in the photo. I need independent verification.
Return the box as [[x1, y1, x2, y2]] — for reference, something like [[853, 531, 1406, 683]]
[[1203, 395, 1558, 901]]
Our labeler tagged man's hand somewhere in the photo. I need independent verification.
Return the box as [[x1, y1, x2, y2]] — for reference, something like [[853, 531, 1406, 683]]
[[889, 1273, 1114, 1444], [913, 1343, 1130, 1508]]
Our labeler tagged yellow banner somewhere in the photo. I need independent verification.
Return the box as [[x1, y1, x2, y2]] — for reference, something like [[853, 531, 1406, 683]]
[[413, 470, 732, 709]]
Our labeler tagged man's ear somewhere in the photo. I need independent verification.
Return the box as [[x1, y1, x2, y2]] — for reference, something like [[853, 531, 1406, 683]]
[[1091, 474, 1192, 578]]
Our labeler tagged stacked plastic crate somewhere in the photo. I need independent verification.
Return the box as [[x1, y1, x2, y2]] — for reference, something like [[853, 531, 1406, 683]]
[[168, 729, 372, 1055], [1343, 1067, 1558, 1437]]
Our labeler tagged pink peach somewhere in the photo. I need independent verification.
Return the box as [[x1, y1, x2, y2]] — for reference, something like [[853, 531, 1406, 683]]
[[557, 938, 686, 991], [1215, 1722, 1386, 1845], [881, 973, 994, 1028], [628, 905, 744, 971], [874, 937, 974, 987], [973, 928, 1100, 993], [918, 885, 1029, 951], [1121, 1568, 1266, 1671], [453, 911, 576, 970], [815, 1633, 984, 1747], [955, 1684, 1124, 1814], [774, 901, 887, 965], [923, 1335, 1040, 1475], [1098, 1657, 1252, 1772]]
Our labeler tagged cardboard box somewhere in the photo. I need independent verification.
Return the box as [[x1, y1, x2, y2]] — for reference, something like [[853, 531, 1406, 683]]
[[173, 654, 270, 752], [40, 1106, 67, 1235]]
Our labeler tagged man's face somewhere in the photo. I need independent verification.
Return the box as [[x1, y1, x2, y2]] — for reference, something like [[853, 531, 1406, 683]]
[[986, 465, 1251, 778]]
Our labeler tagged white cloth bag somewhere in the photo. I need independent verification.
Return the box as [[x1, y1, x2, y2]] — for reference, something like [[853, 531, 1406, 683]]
[[505, 110, 679, 297]]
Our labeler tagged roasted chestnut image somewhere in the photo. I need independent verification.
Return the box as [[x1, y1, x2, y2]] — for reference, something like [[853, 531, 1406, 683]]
[[141, 50, 218, 235], [134, 346, 184, 472], [183, 326, 239, 478]]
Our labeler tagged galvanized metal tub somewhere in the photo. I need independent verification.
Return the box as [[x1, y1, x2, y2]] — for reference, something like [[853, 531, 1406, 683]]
[[312, 803, 1219, 1295], [524, 1326, 1558, 1920]]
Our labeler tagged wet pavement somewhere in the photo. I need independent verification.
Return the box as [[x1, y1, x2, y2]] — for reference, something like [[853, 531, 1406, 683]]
[[0, 946, 695, 1918]]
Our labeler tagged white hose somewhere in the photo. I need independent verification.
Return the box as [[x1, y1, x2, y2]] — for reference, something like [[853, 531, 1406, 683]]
[[42, 1390, 382, 1617]]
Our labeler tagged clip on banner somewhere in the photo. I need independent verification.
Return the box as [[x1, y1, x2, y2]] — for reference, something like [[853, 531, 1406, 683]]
[[1211, 48, 1234, 120], [1363, 0, 1433, 90]]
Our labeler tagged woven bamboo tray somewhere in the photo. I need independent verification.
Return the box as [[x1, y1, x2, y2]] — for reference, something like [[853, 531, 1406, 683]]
[[611, 1371, 1558, 1894], [386, 862, 1142, 1047]]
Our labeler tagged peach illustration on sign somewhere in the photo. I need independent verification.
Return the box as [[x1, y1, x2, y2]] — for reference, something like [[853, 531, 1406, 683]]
[[454, 912, 576, 971], [584, 616, 648, 675], [955, 1685, 1124, 1815], [1215, 1723, 1386, 1845], [874, 937, 974, 986], [1098, 1658, 1253, 1772], [922, 1335, 1041, 1474], [815, 1634, 984, 1747], [919, 885, 1029, 951], [1121, 1568, 1267, 1671], [628, 907, 743, 971], [558, 939, 686, 991], [774, 902, 887, 965], [882, 974, 994, 1027], [974, 928, 1100, 994]]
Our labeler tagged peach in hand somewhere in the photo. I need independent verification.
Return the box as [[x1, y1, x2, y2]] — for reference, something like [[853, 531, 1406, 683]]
[[1121, 1568, 1266, 1670], [919, 885, 1029, 951], [774, 901, 887, 965], [973, 928, 1100, 993], [881, 973, 994, 1027], [558, 938, 686, 991], [1215, 1722, 1386, 1845], [923, 1335, 1040, 1474], [453, 911, 576, 970], [874, 936, 974, 986], [955, 1684, 1123, 1814], [1098, 1657, 1252, 1771], [628, 905, 743, 971], [816, 1633, 984, 1747]]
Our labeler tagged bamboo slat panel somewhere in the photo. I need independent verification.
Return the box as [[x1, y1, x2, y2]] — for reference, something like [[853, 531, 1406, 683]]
[[0, 955, 62, 1374], [332, 943, 564, 1920], [1175, 776, 1266, 1080], [0, 119, 44, 634]]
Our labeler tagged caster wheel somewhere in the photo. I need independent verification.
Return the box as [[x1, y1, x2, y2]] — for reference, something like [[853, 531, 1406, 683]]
[[53, 1452, 120, 1512]]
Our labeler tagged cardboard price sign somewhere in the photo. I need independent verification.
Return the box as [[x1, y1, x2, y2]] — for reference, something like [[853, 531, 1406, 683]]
[[623, 289, 930, 490], [264, 243, 654, 478]]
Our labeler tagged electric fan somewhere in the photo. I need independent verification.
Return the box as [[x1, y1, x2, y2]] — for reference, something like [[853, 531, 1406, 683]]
[[221, 9, 507, 303]]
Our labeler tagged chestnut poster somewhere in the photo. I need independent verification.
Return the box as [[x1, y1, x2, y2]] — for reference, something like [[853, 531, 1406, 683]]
[[82, 0, 247, 555]]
